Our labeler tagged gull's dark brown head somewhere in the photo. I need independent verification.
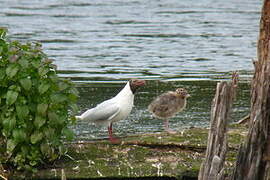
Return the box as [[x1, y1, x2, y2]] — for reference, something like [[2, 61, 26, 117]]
[[175, 88, 190, 98], [129, 79, 146, 94]]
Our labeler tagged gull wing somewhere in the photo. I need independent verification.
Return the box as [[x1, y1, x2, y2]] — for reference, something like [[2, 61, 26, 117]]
[[80, 100, 120, 122]]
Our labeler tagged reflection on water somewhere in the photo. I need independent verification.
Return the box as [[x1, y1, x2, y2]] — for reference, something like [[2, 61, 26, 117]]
[[1, 0, 261, 81], [73, 80, 250, 140]]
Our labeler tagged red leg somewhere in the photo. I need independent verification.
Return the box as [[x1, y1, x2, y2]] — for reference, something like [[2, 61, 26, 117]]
[[107, 123, 120, 143]]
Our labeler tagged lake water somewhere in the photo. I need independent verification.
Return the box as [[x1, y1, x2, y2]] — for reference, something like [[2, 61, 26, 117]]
[[1, 0, 260, 140]]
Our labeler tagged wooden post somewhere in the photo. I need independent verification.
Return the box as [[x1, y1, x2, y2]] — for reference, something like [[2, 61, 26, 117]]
[[198, 73, 238, 180], [230, 0, 270, 179]]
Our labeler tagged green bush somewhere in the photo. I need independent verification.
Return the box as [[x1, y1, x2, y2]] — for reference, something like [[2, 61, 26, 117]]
[[0, 28, 78, 171]]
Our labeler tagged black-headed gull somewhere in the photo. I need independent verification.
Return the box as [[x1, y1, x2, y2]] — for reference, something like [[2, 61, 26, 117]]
[[148, 88, 190, 134], [76, 79, 145, 142]]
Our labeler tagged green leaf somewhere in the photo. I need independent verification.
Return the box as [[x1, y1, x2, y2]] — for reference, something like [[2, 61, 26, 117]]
[[37, 103, 48, 116], [69, 103, 79, 114], [38, 82, 50, 94], [68, 93, 78, 102], [6, 90, 18, 105], [19, 78, 32, 91], [8, 85, 17, 90], [14, 154, 25, 169], [12, 130, 20, 142], [50, 93, 67, 103], [70, 88, 79, 97], [3, 116, 16, 131], [0, 28, 7, 39], [13, 129, 27, 143], [31, 59, 40, 68], [43, 128, 55, 139], [6, 64, 19, 78], [7, 139, 17, 154], [38, 67, 49, 76], [21, 145, 29, 156], [58, 81, 69, 91], [40, 143, 51, 156], [30, 131, 43, 144], [0, 68, 5, 80], [30, 161, 37, 166], [16, 105, 29, 119], [62, 128, 74, 141], [48, 73, 58, 82], [18, 58, 29, 68], [34, 116, 46, 129], [48, 111, 58, 122], [48, 112, 65, 126]]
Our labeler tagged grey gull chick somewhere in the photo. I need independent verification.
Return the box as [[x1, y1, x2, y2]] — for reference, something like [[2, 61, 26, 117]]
[[148, 88, 190, 134]]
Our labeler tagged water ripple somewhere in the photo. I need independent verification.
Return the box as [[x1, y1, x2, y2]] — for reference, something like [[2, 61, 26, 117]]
[[1, 0, 261, 82]]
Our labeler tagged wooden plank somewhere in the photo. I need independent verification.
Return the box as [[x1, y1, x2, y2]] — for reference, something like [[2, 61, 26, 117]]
[[198, 73, 238, 180]]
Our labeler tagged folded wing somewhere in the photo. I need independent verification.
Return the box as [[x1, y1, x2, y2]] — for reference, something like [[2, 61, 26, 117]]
[[79, 100, 120, 123]]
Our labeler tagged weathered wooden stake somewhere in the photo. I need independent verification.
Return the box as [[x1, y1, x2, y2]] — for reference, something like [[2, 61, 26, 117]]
[[231, 1, 270, 179], [198, 73, 238, 180]]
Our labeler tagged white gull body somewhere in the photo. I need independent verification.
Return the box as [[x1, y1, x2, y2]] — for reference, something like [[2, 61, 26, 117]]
[[76, 82, 134, 127], [76, 79, 145, 142]]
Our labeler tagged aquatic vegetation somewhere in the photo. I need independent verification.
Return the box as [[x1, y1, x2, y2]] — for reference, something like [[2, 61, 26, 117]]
[[0, 28, 78, 171]]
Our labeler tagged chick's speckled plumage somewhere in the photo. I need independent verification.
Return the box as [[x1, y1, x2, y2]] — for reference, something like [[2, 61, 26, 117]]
[[148, 88, 189, 119]]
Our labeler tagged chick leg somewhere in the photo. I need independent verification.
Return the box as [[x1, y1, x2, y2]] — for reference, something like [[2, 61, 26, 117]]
[[163, 119, 177, 134]]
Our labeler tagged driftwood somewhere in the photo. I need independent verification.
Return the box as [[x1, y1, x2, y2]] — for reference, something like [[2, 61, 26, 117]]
[[198, 73, 238, 180], [230, 0, 270, 179]]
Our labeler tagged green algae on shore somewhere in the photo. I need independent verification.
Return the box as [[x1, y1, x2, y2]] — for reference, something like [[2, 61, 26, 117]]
[[14, 125, 246, 179]]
